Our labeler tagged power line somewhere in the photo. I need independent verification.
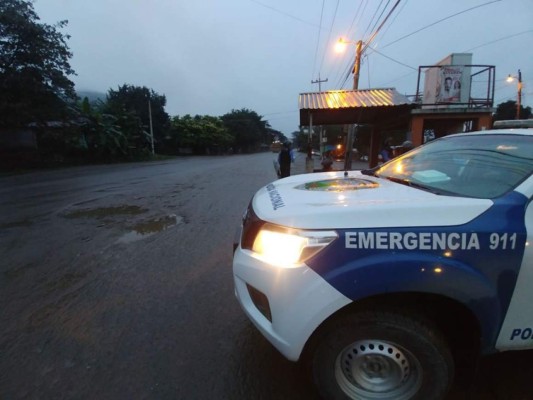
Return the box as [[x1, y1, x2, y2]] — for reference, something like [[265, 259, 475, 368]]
[[381, 0, 502, 49], [366, 55, 371, 87], [361, 0, 386, 40], [330, 0, 374, 90], [367, 0, 392, 40], [248, 0, 321, 28], [332, 0, 372, 88], [375, 30, 532, 93], [353, 1, 408, 89], [362, 0, 402, 54], [341, 0, 402, 89], [339, 61, 354, 89], [336, 0, 402, 89], [378, 0, 408, 43], [347, 0, 500, 89], [318, 0, 340, 75], [463, 29, 533, 52], [347, 0, 367, 37], [366, 46, 417, 70], [379, 71, 417, 87], [335, 0, 393, 89], [311, 0, 326, 80]]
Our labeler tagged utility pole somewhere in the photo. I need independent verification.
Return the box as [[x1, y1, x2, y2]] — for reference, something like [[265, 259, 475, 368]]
[[148, 99, 155, 155], [312, 74, 328, 164], [353, 40, 363, 90], [344, 40, 363, 172], [343, 0, 401, 172], [311, 74, 328, 92], [517, 69, 522, 120]]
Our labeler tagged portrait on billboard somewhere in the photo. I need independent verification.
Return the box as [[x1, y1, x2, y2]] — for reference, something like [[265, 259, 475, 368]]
[[436, 66, 463, 103]]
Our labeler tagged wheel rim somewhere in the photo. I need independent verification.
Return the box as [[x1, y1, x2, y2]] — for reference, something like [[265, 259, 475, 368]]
[[335, 339, 422, 400]]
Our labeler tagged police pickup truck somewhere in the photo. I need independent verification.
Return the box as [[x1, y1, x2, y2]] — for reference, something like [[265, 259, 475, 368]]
[[232, 129, 533, 400]]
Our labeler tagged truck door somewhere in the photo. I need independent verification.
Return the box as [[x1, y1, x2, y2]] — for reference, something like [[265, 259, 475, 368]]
[[496, 178, 533, 350]]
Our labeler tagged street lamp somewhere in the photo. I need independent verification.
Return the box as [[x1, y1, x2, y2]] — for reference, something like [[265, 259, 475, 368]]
[[335, 38, 363, 90], [506, 69, 522, 120], [333, 0, 401, 171], [334, 37, 363, 171]]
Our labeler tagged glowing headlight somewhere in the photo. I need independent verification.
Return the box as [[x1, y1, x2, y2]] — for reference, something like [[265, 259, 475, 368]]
[[252, 224, 337, 267]]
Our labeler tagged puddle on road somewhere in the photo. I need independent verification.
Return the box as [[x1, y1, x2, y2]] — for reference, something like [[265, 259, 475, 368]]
[[64, 205, 148, 219], [118, 214, 182, 243], [62, 204, 182, 244]]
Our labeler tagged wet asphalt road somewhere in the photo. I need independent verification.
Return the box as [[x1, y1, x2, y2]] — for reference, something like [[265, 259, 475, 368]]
[[1, 153, 532, 400]]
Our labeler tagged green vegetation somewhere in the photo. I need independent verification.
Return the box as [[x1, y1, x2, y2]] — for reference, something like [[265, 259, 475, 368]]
[[3, 0, 525, 170], [493, 100, 532, 121], [0, 0, 284, 169], [0, 0, 76, 129]]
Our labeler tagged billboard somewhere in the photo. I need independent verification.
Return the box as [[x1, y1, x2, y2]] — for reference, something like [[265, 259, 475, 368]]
[[422, 53, 472, 106], [436, 66, 463, 103]]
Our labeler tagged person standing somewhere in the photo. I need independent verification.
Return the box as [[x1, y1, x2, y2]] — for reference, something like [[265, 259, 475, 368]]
[[379, 138, 394, 164], [321, 151, 333, 171], [278, 142, 292, 178]]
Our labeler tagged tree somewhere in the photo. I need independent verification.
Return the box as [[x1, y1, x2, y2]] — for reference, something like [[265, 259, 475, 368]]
[[494, 100, 532, 121], [104, 84, 170, 152], [82, 100, 129, 159], [292, 128, 320, 152], [170, 115, 233, 154], [0, 0, 76, 128], [221, 109, 269, 152]]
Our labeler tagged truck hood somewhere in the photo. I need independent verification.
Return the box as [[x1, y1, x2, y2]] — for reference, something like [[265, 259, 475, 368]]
[[253, 171, 493, 230]]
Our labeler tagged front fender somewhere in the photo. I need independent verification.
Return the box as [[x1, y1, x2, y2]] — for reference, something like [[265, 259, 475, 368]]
[[312, 252, 505, 351]]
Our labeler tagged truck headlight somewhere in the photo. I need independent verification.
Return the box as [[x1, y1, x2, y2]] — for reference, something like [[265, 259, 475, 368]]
[[251, 223, 337, 268]]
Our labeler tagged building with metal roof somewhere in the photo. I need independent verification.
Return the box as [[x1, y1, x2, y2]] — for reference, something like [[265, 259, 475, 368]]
[[298, 59, 496, 168], [299, 88, 415, 168], [299, 88, 414, 126]]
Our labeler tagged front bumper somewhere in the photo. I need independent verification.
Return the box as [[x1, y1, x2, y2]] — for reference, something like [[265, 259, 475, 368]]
[[232, 245, 351, 361]]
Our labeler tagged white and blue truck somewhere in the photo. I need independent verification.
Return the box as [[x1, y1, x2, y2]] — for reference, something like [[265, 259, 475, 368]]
[[233, 129, 533, 400]]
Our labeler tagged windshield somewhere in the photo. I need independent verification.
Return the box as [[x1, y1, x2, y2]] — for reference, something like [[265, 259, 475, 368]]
[[374, 134, 533, 198]]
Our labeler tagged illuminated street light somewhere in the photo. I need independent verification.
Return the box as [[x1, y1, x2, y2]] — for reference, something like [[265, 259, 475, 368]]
[[506, 69, 523, 119], [333, 37, 363, 171], [332, 0, 401, 171], [334, 38, 363, 90], [334, 38, 348, 54]]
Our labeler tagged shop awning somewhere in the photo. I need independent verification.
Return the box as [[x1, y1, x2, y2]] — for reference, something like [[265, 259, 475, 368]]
[[299, 88, 414, 126]]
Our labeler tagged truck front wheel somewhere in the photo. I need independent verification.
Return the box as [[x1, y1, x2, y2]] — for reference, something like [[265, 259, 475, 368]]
[[312, 310, 453, 400]]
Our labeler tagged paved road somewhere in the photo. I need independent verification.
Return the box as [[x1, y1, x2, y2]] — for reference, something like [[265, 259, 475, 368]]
[[1, 153, 532, 399]]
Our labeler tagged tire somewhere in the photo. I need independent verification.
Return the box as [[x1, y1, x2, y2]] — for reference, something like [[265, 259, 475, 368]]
[[312, 310, 454, 400]]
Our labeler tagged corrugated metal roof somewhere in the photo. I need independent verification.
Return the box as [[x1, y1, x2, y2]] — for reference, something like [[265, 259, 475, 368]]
[[299, 88, 412, 110]]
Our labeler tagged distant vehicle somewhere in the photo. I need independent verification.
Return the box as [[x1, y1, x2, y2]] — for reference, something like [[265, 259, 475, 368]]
[[233, 129, 533, 400]]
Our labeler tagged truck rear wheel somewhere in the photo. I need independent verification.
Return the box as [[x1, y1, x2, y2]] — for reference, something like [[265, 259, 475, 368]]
[[312, 310, 453, 400]]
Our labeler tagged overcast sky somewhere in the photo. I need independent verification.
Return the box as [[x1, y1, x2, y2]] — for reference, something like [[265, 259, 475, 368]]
[[34, 0, 532, 135]]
